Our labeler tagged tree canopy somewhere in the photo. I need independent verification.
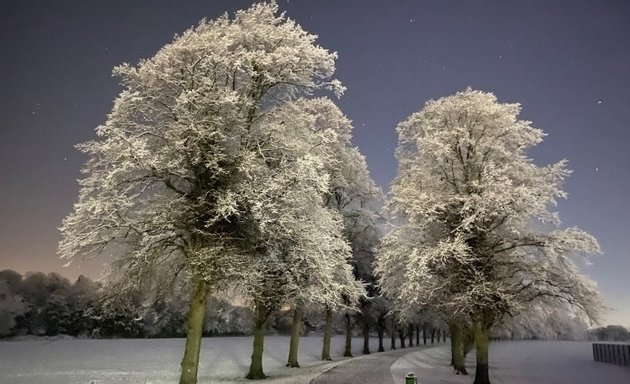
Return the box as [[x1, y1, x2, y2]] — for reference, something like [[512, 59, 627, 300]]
[[375, 88, 603, 384]]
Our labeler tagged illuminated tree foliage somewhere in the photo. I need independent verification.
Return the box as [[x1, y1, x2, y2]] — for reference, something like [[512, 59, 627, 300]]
[[60, 2, 362, 383], [376, 89, 603, 384]]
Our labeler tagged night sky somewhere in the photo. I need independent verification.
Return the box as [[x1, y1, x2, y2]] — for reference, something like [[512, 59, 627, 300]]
[[1, 0, 628, 326]]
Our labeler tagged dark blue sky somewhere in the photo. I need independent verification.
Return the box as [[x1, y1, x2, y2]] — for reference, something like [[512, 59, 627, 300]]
[[1, 0, 628, 325]]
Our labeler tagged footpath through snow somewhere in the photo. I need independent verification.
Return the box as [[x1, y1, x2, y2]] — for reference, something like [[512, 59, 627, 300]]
[[389, 341, 630, 384]]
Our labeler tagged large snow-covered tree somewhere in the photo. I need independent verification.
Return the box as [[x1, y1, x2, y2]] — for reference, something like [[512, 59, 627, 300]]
[[375, 89, 604, 384], [59, 2, 346, 384]]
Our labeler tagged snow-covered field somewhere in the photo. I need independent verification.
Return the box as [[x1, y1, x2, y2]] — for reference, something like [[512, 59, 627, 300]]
[[0, 335, 382, 384], [392, 341, 630, 384], [2, 337, 628, 384]]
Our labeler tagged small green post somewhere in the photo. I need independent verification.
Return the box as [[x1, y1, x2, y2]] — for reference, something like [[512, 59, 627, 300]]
[[405, 372, 417, 384]]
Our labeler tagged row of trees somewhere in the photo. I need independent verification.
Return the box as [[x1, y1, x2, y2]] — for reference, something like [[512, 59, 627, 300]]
[[0, 269, 457, 351], [56, 2, 604, 384], [4, 268, 609, 342]]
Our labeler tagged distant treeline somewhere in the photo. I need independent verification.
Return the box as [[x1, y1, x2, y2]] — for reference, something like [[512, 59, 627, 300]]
[[588, 325, 630, 342], [0, 269, 264, 338], [2, 269, 627, 342]]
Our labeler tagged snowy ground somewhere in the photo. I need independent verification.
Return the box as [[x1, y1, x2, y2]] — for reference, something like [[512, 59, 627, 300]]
[[0, 335, 382, 384], [391, 341, 630, 384], [2, 337, 628, 384]]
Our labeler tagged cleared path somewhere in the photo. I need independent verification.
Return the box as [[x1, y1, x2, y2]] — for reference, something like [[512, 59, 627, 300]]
[[311, 345, 435, 384], [390, 341, 630, 384]]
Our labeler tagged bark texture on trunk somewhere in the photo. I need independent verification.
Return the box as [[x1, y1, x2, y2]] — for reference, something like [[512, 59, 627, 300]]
[[246, 301, 270, 380], [431, 328, 435, 344], [408, 323, 414, 347], [449, 319, 468, 375], [472, 319, 491, 384], [398, 328, 406, 348], [321, 307, 333, 360], [416, 324, 420, 345], [287, 306, 303, 367], [343, 313, 353, 357], [179, 280, 208, 384], [422, 326, 427, 345], [362, 321, 370, 354], [464, 325, 475, 358]]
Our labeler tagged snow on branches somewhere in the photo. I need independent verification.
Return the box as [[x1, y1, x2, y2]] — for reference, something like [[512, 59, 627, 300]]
[[376, 88, 603, 326], [59, 1, 362, 315]]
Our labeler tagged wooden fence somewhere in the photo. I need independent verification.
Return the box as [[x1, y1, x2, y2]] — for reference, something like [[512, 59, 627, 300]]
[[592, 343, 630, 367]]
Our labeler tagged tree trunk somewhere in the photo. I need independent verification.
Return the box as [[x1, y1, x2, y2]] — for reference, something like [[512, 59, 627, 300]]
[[390, 317, 396, 350], [179, 280, 208, 384], [287, 306, 302, 367], [422, 325, 427, 345], [321, 306, 333, 361], [437, 329, 442, 343], [449, 319, 468, 375], [431, 328, 435, 344], [443, 329, 447, 343], [343, 312, 353, 357], [377, 318, 385, 352], [398, 327, 406, 348], [408, 323, 414, 347], [416, 324, 420, 345], [362, 320, 370, 354], [246, 301, 270, 380], [472, 319, 491, 384], [464, 325, 475, 358]]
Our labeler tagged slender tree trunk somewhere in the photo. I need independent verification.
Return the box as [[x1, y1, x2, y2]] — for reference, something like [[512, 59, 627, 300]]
[[390, 317, 396, 350], [321, 306, 333, 361], [416, 324, 420, 345], [437, 329, 442, 343], [287, 306, 302, 367], [449, 319, 468, 375], [473, 319, 491, 384], [179, 280, 208, 384], [377, 318, 385, 352], [343, 312, 353, 357], [408, 323, 414, 347], [422, 325, 427, 345], [431, 328, 435, 344], [443, 329, 447, 343], [362, 320, 370, 354], [398, 327, 406, 348], [246, 301, 270, 380]]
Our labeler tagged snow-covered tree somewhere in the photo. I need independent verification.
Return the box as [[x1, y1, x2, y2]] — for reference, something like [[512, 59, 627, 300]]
[[299, 98, 380, 361], [0, 279, 28, 337], [226, 99, 364, 376], [493, 300, 590, 341], [375, 89, 604, 384], [59, 2, 346, 383]]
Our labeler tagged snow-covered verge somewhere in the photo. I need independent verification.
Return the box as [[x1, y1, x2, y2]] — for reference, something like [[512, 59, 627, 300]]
[[0, 335, 382, 384], [391, 341, 630, 384]]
